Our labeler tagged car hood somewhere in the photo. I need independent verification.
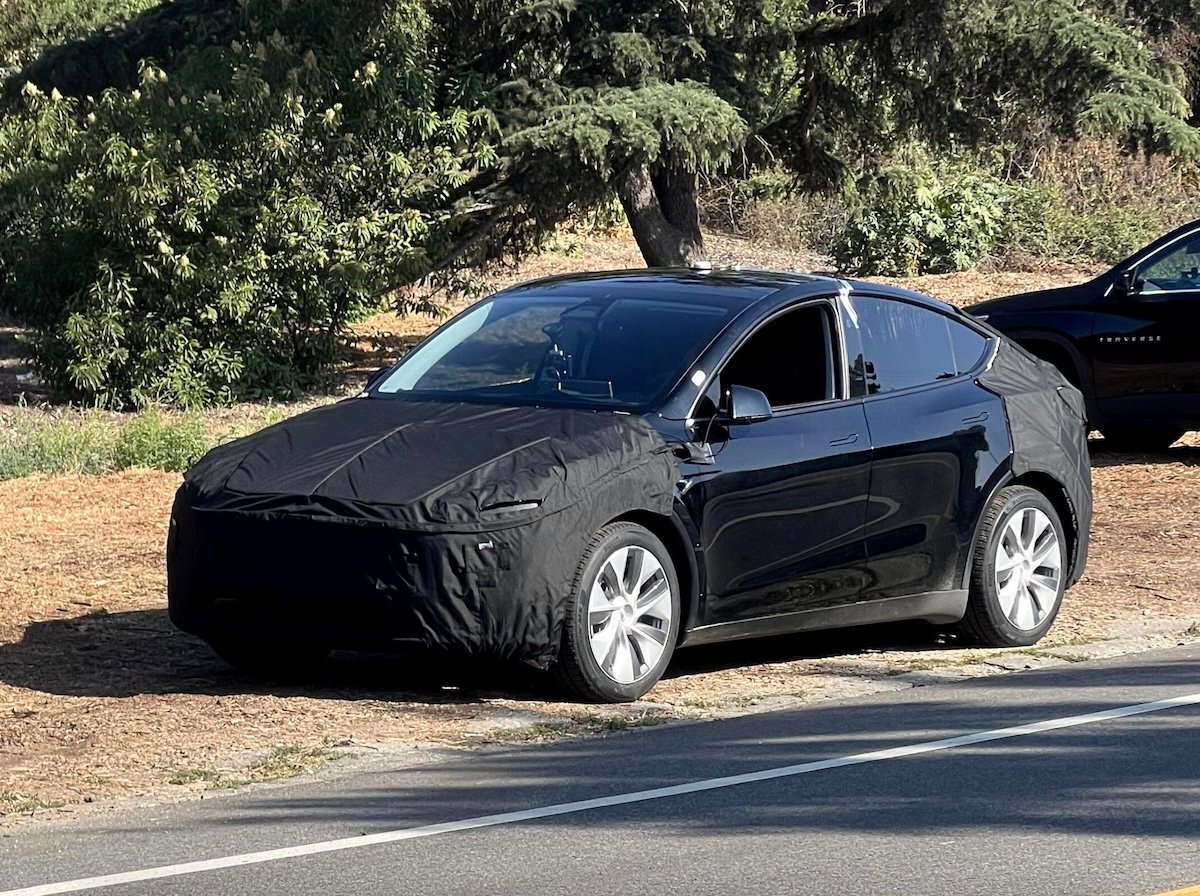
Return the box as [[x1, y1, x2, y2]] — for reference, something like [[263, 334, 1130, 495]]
[[179, 398, 676, 531], [966, 280, 1103, 316]]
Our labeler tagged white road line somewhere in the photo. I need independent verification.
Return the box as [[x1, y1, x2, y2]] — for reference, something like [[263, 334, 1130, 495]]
[[7, 691, 1200, 896]]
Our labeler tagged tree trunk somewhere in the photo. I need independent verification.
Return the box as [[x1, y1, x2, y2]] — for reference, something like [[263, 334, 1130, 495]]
[[617, 163, 706, 267]]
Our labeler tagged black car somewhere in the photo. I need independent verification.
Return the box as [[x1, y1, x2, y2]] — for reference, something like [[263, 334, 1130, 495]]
[[968, 219, 1200, 451], [168, 270, 1092, 702]]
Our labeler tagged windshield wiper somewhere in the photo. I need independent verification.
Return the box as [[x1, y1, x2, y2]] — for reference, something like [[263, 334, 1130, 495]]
[[553, 378, 615, 399]]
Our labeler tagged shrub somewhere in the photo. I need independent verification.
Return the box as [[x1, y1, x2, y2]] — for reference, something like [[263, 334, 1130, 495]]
[[0, 409, 115, 479], [832, 165, 1010, 277], [112, 408, 207, 471], [0, 404, 279, 480], [0, 0, 486, 408], [739, 137, 1200, 275]]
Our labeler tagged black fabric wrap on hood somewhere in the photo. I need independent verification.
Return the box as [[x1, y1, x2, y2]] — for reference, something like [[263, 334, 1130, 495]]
[[978, 342, 1092, 584], [167, 399, 678, 665]]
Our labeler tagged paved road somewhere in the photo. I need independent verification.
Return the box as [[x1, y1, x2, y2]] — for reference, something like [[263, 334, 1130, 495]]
[[3, 645, 1200, 896]]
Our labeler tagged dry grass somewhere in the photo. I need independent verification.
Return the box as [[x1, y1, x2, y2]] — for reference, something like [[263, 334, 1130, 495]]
[[0, 232, 1195, 820], [2, 414, 1196, 818]]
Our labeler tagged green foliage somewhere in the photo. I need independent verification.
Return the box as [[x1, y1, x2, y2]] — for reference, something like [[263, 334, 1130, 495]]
[[832, 165, 1011, 276], [432, 0, 1200, 267], [0, 0, 483, 408], [0, 409, 116, 479], [0, 404, 284, 480], [828, 145, 1200, 275], [5, 0, 1200, 405], [112, 407, 207, 470], [1012, 184, 1194, 265], [0, 0, 157, 69], [1012, 142, 1200, 263], [505, 81, 748, 199]]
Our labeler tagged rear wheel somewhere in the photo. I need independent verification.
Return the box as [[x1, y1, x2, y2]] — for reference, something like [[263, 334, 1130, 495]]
[[553, 522, 680, 703], [1100, 427, 1185, 453], [959, 486, 1066, 647], [207, 635, 329, 680]]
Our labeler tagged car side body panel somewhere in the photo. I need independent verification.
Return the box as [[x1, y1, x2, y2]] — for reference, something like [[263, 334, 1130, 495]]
[[1091, 297, 1200, 423], [677, 400, 873, 627], [859, 377, 1011, 601]]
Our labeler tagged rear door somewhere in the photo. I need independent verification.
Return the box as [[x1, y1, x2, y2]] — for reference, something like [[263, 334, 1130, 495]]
[[849, 295, 1007, 601], [679, 300, 873, 626]]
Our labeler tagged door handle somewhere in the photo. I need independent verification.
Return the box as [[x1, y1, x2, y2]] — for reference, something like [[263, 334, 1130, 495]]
[[829, 433, 859, 447], [962, 411, 989, 424]]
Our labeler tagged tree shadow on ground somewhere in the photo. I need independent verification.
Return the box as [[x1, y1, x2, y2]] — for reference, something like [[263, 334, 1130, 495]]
[[0, 607, 957, 702], [0, 608, 535, 703], [84, 652, 1200, 849]]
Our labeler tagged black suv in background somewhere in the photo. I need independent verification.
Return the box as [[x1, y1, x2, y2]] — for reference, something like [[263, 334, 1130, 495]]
[[968, 219, 1200, 451]]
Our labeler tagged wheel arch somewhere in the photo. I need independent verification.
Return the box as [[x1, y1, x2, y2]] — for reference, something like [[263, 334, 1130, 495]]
[[961, 469, 1081, 590], [1010, 471, 1079, 578], [607, 509, 701, 639]]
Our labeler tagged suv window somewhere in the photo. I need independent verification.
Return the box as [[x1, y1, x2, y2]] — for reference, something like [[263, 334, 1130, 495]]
[[701, 303, 838, 411], [1138, 234, 1200, 292], [855, 298, 985, 394]]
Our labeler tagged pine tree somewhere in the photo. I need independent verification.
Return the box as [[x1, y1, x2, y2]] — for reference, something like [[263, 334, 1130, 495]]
[[433, 0, 1200, 264]]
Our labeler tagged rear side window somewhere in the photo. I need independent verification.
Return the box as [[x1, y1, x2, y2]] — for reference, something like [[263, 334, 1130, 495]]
[[854, 298, 986, 394]]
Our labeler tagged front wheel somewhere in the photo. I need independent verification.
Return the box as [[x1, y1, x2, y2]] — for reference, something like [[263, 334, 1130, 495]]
[[553, 522, 681, 703], [959, 486, 1067, 647]]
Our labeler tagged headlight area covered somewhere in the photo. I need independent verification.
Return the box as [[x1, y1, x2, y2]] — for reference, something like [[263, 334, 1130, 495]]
[[978, 342, 1093, 584], [167, 399, 677, 666]]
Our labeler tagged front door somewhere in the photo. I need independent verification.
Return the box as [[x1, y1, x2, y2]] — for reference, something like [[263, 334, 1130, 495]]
[[679, 300, 872, 625], [1092, 234, 1200, 422]]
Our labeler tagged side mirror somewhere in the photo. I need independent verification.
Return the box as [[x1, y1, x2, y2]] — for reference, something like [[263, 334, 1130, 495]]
[[1117, 268, 1139, 296], [723, 385, 773, 424]]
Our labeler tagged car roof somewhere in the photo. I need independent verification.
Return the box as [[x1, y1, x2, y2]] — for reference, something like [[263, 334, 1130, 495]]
[[496, 267, 966, 318], [496, 268, 821, 311]]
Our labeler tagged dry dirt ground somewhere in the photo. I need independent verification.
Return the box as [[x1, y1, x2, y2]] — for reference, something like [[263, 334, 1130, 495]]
[[2, 232, 1199, 823]]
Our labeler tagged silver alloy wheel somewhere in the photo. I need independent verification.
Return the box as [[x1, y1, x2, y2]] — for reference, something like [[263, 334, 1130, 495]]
[[994, 506, 1063, 631], [587, 544, 673, 684]]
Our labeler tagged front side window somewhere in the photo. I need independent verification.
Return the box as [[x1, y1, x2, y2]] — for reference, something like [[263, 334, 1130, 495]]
[[854, 298, 986, 394], [700, 303, 838, 412], [1138, 233, 1200, 292], [374, 291, 735, 410]]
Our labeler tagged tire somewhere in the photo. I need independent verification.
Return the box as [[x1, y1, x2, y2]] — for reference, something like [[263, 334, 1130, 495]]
[[959, 486, 1067, 648], [206, 634, 329, 680], [553, 522, 681, 703], [1100, 427, 1185, 453]]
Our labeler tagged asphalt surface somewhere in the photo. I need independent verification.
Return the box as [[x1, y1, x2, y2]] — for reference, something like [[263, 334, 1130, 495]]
[[3, 645, 1199, 896]]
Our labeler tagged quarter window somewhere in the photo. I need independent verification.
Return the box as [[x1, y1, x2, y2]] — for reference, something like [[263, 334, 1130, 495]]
[[948, 316, 989, 374]]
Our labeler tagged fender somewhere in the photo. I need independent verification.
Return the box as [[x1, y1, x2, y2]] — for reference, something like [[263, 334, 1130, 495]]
[[1003, 329, 1101, 424], [959, 460, 1086, 591], [669, 501, 706, 643]]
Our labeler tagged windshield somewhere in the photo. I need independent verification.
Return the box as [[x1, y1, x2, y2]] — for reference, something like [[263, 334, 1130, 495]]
[[374, 291, 735, 409]]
